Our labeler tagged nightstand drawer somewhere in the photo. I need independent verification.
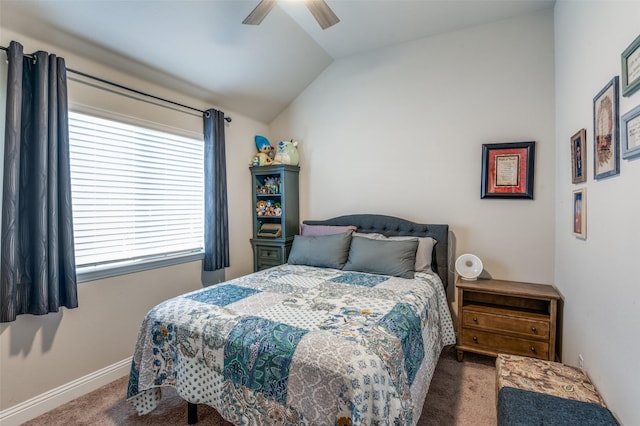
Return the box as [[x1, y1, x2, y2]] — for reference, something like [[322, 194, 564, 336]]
[[256, 262, 279, 271], [256, 245, 283, 263], [462, 309, 549, 340], [460, 329, 549, 359]]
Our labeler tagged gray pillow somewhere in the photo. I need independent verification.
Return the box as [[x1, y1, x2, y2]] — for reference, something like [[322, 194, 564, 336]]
[[287, 232, 352, 269], [353, 232, 436, 272], [343, 236, 418, 279]]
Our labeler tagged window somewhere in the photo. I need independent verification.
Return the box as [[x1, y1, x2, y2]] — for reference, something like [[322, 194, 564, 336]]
[[68, 111, 204, 281]]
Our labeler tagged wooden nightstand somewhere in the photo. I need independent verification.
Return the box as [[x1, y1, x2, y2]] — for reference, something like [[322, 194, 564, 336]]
[[456, 278, 561, 362]]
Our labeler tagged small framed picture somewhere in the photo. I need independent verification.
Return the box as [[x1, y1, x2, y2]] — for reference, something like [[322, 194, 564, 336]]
[[621, 104, 640, 160], [593, 77, 620, 180], [622, 34, 640, 97], [570, 129, 587, 184], [572, 188, 586, 239], [481, 141, 535, 199]]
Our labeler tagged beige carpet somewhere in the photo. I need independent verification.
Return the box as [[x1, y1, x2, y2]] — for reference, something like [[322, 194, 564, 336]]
[[22, 347, 496, 426]]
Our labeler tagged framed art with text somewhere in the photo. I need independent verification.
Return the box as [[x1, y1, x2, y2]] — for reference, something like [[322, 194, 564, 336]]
[[572, 188, 586, 239], [571, 129, 587, 184], [622, 103, 640, 160], [622, 34, 640, 97], [481, 141, 535, 199], [593, 76, 620, 180]]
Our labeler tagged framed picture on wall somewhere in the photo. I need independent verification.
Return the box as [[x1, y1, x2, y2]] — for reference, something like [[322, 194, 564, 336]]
[[622, 103, 640, 160], [572, 188, 586, 239], [622, 34, 640, 97], [570, 129, 587, 183], [481, 141, 535, 199], [593, 77, 620, 180]]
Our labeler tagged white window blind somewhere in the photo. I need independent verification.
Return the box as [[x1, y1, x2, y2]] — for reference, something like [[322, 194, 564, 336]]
[[68, 111, 204, 274]]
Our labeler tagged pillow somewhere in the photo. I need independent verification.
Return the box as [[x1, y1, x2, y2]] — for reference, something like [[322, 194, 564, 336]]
[[343, 236, 418, 279], [353, 232, 437, 273], [287, 232, 352, 269], [301, 224, 358, 237]]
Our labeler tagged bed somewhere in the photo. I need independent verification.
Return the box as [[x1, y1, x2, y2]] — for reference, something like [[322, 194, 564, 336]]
[[126, 214, 455, 425]]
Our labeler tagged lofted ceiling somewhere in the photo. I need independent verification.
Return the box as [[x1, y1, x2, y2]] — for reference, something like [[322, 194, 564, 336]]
[[0, 0, 554, 123]]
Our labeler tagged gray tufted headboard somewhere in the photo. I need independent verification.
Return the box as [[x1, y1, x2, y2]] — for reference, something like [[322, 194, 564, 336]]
[[303, 214, 449, 289]]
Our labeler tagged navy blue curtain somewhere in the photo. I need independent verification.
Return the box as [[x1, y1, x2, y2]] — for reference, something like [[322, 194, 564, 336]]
[[1, 41, 77, 323], [203, 109, 229, 271]]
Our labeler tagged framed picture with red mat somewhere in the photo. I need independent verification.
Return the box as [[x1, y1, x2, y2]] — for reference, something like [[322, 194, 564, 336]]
[[481, 141, 536, 199]]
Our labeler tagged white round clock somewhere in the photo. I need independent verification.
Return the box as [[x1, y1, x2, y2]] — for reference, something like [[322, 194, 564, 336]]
[[455, 254, 483, 281]]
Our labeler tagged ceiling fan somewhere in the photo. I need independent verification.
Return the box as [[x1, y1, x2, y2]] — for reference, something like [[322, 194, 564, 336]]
[[242, 0, 340, 30]]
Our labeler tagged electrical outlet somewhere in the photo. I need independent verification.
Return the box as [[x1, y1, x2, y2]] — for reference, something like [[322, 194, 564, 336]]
[[578, 354, 584, 370]]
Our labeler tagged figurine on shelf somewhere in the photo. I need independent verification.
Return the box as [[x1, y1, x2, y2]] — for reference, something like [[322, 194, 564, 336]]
[[264, 177, 279, 194], [264, 200, 275, 216], [250, 152, 273, 167], [255, 135, 276, 160], [250, 135, 276, 166], [256, 200, 267, 216], [274, 202, 282, 216], [274, 139, 299, 166]]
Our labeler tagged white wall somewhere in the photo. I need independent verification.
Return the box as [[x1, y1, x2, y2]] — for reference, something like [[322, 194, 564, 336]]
[[269, 9, 556, 305], [554, 2, 640, 425], [0, 28, 261, 414]]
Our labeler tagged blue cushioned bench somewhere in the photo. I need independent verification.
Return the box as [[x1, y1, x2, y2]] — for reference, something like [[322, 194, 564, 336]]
[[496, 354, 619, 426]]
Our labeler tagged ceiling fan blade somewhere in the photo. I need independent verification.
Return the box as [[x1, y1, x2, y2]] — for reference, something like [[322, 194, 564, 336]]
[[304, 0, 340, 30], [242, 0, 277, 25]]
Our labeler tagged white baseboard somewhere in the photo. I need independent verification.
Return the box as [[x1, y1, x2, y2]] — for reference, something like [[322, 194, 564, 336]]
[[0, 357, 132, 426]]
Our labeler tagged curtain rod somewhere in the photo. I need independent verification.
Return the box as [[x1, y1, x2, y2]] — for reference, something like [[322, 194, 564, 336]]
[[1, 45, 232, 123]]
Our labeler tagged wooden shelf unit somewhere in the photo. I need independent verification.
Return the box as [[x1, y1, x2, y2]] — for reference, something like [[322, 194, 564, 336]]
[[456, 278, 561, 362], [249, 165, 299, 272]]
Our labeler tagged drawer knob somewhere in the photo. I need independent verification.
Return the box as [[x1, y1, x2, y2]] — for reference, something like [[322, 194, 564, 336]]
[[472, 336, 478, 342], [472, 317, 478, 322], [531, 346, 536, 353], [531, 327, 537, 333]]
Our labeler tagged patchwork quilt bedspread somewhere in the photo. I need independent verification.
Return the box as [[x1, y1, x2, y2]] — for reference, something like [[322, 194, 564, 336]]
[[126, 264, 455, 425]]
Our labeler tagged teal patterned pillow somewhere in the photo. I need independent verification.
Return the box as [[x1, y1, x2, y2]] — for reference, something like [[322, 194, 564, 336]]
[[343, 236, 418, 279]]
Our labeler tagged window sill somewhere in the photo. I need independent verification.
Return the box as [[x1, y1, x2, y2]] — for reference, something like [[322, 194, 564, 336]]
[[77, 251, 204, 283]]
